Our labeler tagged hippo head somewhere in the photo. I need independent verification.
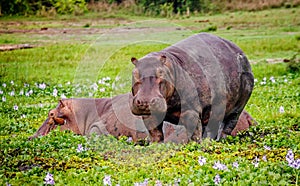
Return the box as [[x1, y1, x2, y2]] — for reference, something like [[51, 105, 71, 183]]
[[29, 99, 81, 140], [130, 55, 174, 116]]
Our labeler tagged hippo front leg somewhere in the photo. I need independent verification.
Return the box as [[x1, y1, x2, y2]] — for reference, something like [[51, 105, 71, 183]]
[[142, 115, 164, 143], [179, 110, 202, 143]]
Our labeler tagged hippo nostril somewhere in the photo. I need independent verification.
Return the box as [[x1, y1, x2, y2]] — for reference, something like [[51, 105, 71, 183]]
[[150, 98, 157, 105]]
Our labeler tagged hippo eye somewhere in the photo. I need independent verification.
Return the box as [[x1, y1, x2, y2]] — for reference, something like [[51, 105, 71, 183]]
[[156, 68, 164, 78], [132, 82, 141, 96], [133, 68, 140, 82]]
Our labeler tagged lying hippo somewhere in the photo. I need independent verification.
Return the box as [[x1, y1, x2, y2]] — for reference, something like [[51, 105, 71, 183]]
[[130, 33, 254, 142], [29, 93, 256, 144], [29, 94, 150, 142]]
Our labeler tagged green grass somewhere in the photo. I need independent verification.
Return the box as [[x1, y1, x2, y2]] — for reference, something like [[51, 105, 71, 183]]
[[0, 7, 300, 185]]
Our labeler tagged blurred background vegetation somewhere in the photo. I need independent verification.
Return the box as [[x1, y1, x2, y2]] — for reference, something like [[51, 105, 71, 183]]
[[1, 0, 299, 17]]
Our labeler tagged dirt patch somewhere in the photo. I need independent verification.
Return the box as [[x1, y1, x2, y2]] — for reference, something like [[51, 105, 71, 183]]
[[0, 44, 34, 51]]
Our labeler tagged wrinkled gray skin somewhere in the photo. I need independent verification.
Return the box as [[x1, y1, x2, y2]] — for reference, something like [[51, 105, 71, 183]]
[[131, 33, 254, 142], [29, 94, 150, 142]]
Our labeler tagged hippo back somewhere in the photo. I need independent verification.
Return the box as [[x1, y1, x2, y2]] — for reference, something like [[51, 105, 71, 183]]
[[156, 33, 254, 139]]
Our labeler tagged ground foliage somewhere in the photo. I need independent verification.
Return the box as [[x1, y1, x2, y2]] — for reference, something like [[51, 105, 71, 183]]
[[0, 7, 300, 186]]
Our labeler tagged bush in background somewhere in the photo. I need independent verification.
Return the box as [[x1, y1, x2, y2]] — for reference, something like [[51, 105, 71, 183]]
[[0, 0, 87, 16], [287, 53, 300, 73], [0, 0, 300, 17]]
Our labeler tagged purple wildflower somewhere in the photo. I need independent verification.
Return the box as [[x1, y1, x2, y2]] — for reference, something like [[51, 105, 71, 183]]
[[61, 93, 67, 99], [44, 172, 55, 185], [232, 161, 239, 169], [9, 91, 15, 96], [264, 145, 271, 150], [262, 155, 267, 162], [279, 106, 285, 113], [53, 88, 58, 97], [103, 175, 112, 186], [286, 150, 294, 163], [39, 83, 46, 90], [103, 77, 111, 81], [260, 81, 266, 85], [252, 157, 259, 168], [13, 105, 18, 111], [26, 89, 33, 96], [2, 96, 6, 102], [288, 159, 300, 169], [143, 179, 149, 185], [100, 88, 106, 92], [198, 156, 207, 166], [126, 137, 133, 143], [77, 144, 85, 153], [155, 180, 163, 186], [6, 182, 11, 186], [213, 161, 228, 170], [270, 76, 275, 83], [214, 174, 221, 185], [0, 90, 3, 94], [2, 83, 6, 87], [134, 179, 148, 186], [91, 83, 98, 91], [286, 150, 300, 169]]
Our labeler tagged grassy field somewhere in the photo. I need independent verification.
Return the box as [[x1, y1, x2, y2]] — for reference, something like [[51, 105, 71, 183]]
[[0, 7, 300, 185]]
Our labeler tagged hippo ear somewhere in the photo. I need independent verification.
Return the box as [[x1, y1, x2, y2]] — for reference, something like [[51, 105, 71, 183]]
[[131, 57, 138, 65], [160, 55, 167, 65], [59, 100, 65, 108]]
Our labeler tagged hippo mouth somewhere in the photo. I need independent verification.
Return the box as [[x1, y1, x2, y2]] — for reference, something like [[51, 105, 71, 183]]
[[42, 117, 66, 136], [131, 107, 151, 116], [131, 97, 168, 116]]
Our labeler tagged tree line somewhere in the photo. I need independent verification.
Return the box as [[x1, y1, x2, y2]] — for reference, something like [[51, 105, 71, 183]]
[[0, 0, 298, 16]]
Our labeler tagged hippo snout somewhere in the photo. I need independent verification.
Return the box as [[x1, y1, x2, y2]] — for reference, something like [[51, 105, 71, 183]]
[[132, 96, 167, 115]]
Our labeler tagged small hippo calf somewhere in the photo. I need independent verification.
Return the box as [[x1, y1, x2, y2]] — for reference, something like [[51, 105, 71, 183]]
[[30, 94, 256, 144]]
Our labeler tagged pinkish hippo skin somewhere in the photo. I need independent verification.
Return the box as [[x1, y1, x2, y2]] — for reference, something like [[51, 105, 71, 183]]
[[29, 94, 150, 142], [163, 121, 189, 144], [229, 110, 257, 136]]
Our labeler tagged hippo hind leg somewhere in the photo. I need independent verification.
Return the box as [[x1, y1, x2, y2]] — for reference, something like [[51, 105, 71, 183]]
[[222, 111, 241, 135], [223, 72, 254, 135]]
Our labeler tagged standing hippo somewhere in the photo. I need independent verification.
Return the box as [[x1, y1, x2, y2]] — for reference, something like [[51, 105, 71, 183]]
[[130, 33, 254, 142]]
